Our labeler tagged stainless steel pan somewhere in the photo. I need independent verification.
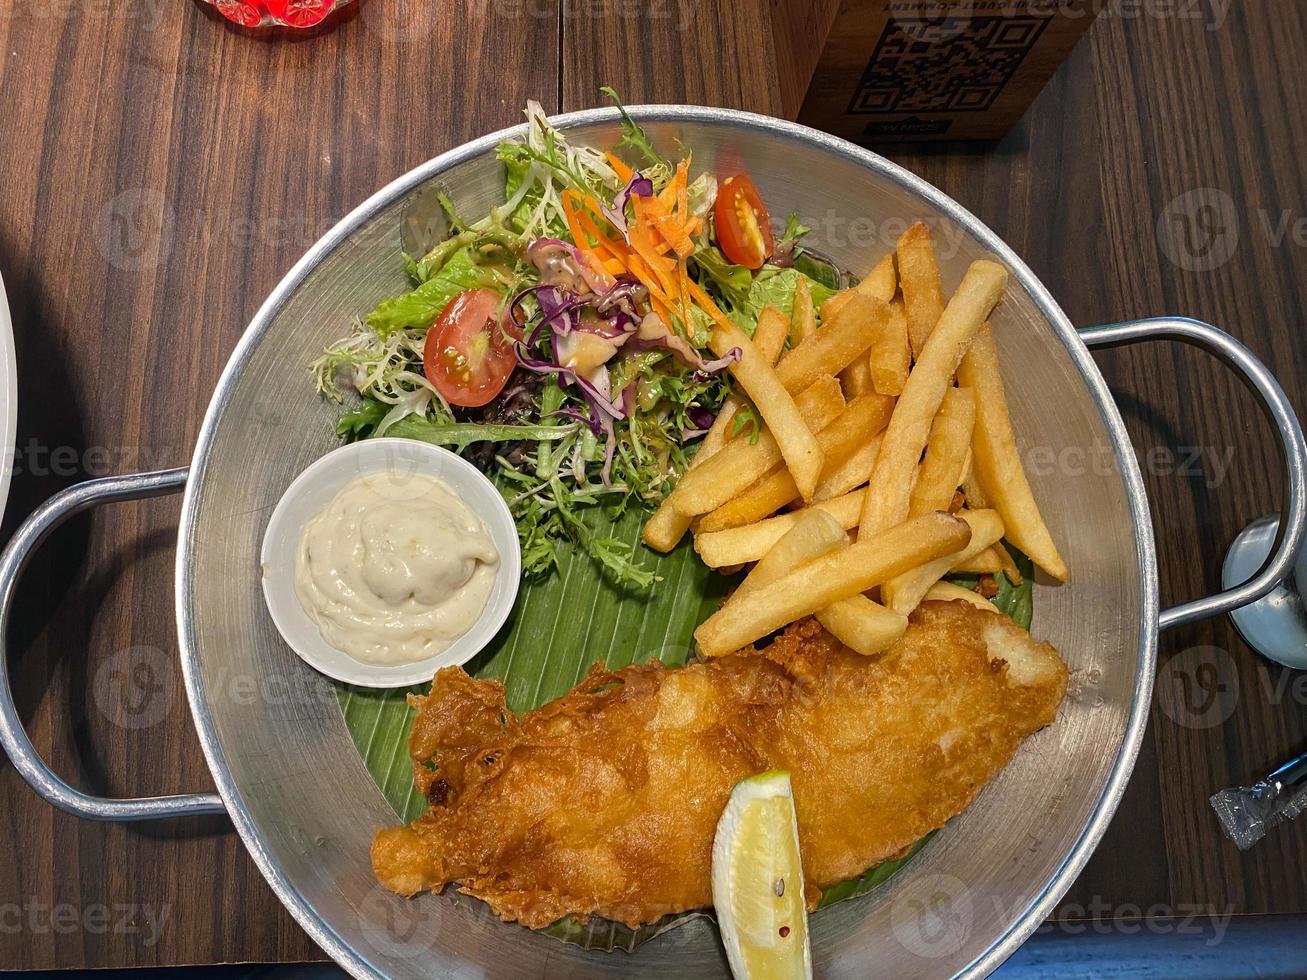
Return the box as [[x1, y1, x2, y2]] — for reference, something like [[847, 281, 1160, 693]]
[[2, 106, 1304, 978]]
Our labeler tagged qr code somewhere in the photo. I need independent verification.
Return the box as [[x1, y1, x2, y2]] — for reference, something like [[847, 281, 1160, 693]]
[[848, 16, 1050, 115]]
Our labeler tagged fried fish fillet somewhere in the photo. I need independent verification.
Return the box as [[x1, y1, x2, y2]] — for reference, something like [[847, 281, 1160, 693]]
[[371, 600, 1067, 929]]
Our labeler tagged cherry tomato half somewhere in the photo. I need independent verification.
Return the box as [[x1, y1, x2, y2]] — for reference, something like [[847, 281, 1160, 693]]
[[423, 288, 517, 408], [714, 173, 775, 270]]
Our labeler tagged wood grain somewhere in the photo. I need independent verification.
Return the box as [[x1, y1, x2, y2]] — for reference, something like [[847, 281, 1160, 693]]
[[562, 0, 785, 114], [0, 0, 1305, 969]]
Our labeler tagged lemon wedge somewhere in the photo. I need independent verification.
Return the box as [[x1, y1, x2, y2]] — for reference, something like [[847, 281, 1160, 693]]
[[712, 770, 812, 980]]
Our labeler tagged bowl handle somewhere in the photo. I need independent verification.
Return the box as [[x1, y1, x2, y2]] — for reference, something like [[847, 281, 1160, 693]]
[[1080, 317, 1307, 630], [0, 467, 226, 821]]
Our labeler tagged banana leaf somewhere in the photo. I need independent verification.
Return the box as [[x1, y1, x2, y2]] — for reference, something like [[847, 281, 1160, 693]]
[[816, 833, 936, 908]]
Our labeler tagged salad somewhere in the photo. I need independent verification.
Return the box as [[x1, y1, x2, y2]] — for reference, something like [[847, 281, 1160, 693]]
[[312, 92, 840, 586]]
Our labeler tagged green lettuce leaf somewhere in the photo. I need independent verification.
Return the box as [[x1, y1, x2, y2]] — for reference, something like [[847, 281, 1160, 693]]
[[497, 142, 542, 234], [747, 266, 836, 318], [542, 911, 712, 953], [335, 397, 389, 440], [366, 248, 487, 336], [793, 250, 847, 293], [693, 249, 836, 333]]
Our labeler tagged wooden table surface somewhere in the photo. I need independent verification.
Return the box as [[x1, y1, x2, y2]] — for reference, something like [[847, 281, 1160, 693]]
[[2, 0, 1305, 969]]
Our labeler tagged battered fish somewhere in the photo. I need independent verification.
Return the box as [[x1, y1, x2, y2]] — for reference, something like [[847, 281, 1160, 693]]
[[372, 600, 1067, 929]]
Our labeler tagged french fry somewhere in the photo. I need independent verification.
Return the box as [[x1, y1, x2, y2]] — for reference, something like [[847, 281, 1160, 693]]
[[698, 467, 804, 533], [808, 389, 894, 466], [694, 512, 971, 657], [721, 475, 803, 531], [881, 509, 1004, 617], [776, 292, 891, 394], [669, 376, 843, 517], [821, 253, 896, 321], [813, 432, 882, 502], [699, 393, 894, 531], [861, 253, 898, 302], [924, 581, 1000, 612], [694, 490, 865, 567], [840, 356, 874, 397], [897, 221, 946, 357], [860, 259, 1008, 536], [710, 320, 825, 501], [993, 540, 1022, 584], [834, 259, 896, 397], [908, 385, 976, 517], [959, 449, 989, 509], [821, 289, 851, 321], [869, 298, 911, 396], [957, 323, 1068, 581], [789, 277, 816, 346], [714, 315, 788, 447], [642, 313, 790, 552], [752, 304, 790, 365], [734, 509, 847, 600], [815, 595, 907, 656], [730, 509, 906, 656], [950, 547, 1004, 574]]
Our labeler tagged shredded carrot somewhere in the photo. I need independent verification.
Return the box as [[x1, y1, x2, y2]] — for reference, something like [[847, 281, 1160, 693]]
[[563, 189, 634, 270], [677, 262, 692, 327], [630, 231, 677, 296], [635, 192, 664, 219], [650, 294, 673, 326], [656, 215, 694, 259], [582, 251, 617, 291], [561, 193, 590, 251], [623, 248, 676, 306], [576, 210, 624, 261], [605, 152, 633, 183], [629, 214, 676, 269], [634, 193, 693, 259], [674, 160, 689, 222], [654, 160, 688, 214], [687, 279, 738, 336], [562, 189, 677, 310]]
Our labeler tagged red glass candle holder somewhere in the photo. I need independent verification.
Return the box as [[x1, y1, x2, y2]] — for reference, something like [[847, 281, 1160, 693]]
[[205, 0, 352, 29]]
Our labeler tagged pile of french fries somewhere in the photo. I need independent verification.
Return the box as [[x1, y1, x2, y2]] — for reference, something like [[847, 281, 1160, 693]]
[[642, 222, 1068, 660]]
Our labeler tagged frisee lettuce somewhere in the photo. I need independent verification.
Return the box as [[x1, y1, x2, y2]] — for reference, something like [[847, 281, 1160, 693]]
[[496, 100, 622, 239], [601, 85, 671, 181]]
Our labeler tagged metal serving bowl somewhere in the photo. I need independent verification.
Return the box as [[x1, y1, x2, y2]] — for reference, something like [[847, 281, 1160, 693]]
[[2, 106, 1304, 978]]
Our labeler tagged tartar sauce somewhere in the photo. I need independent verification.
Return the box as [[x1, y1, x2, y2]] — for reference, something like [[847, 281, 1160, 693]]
[[293, 471, 500, 665]]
